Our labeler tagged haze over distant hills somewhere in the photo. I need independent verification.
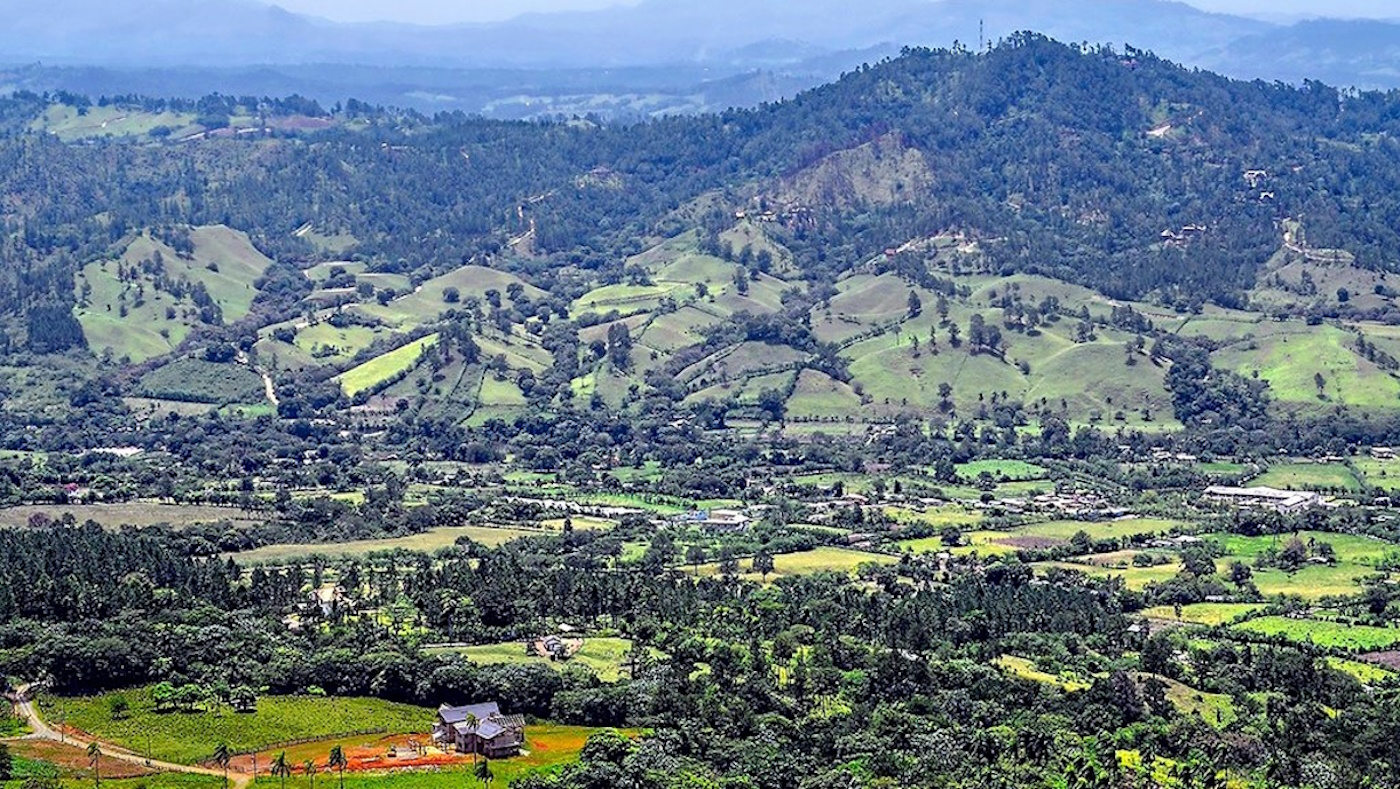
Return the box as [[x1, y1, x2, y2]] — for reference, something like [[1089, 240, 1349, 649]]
[[4, 0, 1400, 115]]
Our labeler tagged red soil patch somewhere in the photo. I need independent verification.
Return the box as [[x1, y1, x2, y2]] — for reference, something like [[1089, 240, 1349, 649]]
[[10, 739, 160, 778], [234, 735, 476, 775]]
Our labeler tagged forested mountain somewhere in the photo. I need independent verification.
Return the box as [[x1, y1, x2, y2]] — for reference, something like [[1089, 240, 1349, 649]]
[[7, 36, 1400, 455]]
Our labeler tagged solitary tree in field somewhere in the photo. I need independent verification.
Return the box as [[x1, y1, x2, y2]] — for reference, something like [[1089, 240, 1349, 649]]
[[753, 550, 775, 582], [86, 742, 101, 789], [327, 746, 347, 789], [213, 743, 231, 789], [271, 751, 292, 789], [474, 758, 494, 789]]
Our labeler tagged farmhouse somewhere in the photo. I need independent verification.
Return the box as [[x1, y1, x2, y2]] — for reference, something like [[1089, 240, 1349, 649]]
[[1204, 485, 1323, 513], [1372, 447, 1396, 461], [432, 702, 526, 759]]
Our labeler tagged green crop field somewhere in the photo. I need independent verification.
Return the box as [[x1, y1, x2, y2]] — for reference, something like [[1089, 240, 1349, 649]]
[[228, 525, 542, 563], [337, 335, 439, 396], [1248, 562, 1380, 600], [954, 459, 1049, 481], [1233, 616, 1400, 651], [428, 637, 636, 682], [1251, 463, 1362, 491], [41, 691, 432, 765], [1326, 656, 1396, 684], [897, 531, 1021, 557], [1140, 603, 1264, 625]]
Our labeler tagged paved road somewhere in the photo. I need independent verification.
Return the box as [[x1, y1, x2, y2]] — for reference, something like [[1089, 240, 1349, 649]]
[[9, 685, 252, 789]]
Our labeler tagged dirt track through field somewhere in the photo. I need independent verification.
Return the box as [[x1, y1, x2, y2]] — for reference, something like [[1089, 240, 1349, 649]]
[[8, 685, 252, 789]]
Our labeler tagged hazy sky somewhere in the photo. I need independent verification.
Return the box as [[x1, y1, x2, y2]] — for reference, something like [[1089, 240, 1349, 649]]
[[270, 0, 1399, 25]]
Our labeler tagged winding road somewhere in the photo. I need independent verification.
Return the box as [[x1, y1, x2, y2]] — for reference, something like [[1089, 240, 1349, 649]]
[[8, 685, 252, 789]]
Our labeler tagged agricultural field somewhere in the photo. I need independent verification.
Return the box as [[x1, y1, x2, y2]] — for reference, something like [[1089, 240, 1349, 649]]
[[1134, 673, 1236, 727], [1233, 616, 1400, 651], [1037, 559, 1185, 590], [1250, 462, 1363, 492], [41, 691, 432, 765], [138, 359, 266, 405], [1213, 322, 1400, 411], [32, 104, 197, 141], [994, 655, 1090, 691], [896, 531, 1022, 557], [1353, 458, 1400, 491], [1326, 656, 1397, 685], [1017, 517, 1185, 545], [688, 547, 897, 581], [428, 637, 637, 682], [1140, 603, 1265, 626], [228, 526, 542, 563], [336, 335, 440, 396], [954, 459, 1049, 482], [1206, 531, 1396, 566], [0, 502, 264, 529], [7, 739, 163, 780]]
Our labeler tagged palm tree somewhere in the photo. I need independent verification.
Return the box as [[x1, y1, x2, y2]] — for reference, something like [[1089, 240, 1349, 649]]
[[86, 742, 102, 789], [462, 714, 480, 765], [213, 743, 231, 789], [271, 751, 292, 789], [303, 760, 317, 789], [474, 758, 493, 789], [327, 745, 348, 789]]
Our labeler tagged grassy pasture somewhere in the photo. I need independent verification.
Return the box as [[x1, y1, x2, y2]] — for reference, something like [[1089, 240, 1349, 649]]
[[1018, 518, 1183, 543], [1251, 463, 1362, 491], [1206, 532, 1395, 565], [229, 526, 541, 563], [42, 691, 431, 765], [337, 335, 439, 396], [1215, 323, 1400, 410], [994, 655, 1089, 691], [954, 459, 1048, 481], [294, 323, 382, 362], [1233, 616, 1400, 651], [1036, 560, 1185, 590], [1140, 603, 1264, 626], [429, 637, 635, 682], [896, 531, 1021, 557], [1248, 562, 1380, 600], [1134, 673, 1235, 726], [0, 502, 263, 529], [1354, 458, 1400, 491], [688, 547, 896, 581]]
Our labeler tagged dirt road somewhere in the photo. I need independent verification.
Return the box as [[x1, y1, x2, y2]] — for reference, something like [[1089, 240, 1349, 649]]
[[9, 685, 252, 789]]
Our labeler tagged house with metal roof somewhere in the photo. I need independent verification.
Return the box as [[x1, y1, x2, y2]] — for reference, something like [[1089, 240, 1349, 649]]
[[431, 702, 526, 759]]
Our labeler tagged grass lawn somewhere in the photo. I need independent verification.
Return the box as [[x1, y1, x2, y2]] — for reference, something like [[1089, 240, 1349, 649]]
[[1233, 616, 1400, 651], [337, 335, 439, 396], [428, 638, 636, 682], [228, 526, 541, 563], [1140, 603, 1264, 626], [1251, 463, 1362, 492], [41, 692, 432, 765]]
